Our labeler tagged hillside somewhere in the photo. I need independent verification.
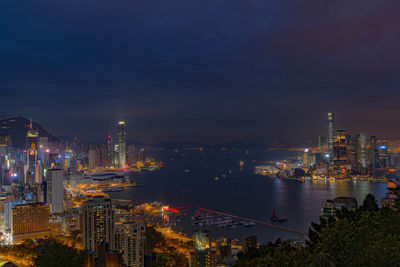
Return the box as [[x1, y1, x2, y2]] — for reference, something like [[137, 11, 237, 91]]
[[0, 116, 57, 149]]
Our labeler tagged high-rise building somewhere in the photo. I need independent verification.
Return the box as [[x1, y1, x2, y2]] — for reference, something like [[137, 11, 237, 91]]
[[127, 145, 136, 165], [113, 144, 120, 167], [4, 200, 26, 232], [377, 139, 390, 168], [194, 231, 212, 267], [327, 113, 335, 160], [88, 149, 96, 169], [25, 121, 39, 185], [302, 148, 315, 168], [82, 196, 114, 255], [47, 169, 64, 214], [11, 203, 50, 244], [118, 121, 126, 168], [114, 223, 146, 267], [369, 136, 380, 172], [333, 130, 350, 174], [355, 133, 367, 170], [107, 134, 114, 167]]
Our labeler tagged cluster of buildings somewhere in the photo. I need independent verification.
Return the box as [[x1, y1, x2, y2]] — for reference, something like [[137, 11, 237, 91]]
[[321, 112, 394, 178], [82, 196, 146, 267], [269, 112, 400, 179], [0, 117, 153, 266], [88, 121, 148, 171]]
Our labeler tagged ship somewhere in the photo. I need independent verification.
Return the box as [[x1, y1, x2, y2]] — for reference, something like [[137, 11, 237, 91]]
[[270, 209, 288, 222]]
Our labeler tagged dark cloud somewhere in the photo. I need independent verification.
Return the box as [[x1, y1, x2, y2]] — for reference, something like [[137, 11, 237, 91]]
[[1, 0, 400, 143]]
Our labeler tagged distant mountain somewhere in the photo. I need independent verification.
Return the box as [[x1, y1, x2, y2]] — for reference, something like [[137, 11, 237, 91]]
[[0, 116, 57, 149], [214, 140, 266, 149], [151, 141, 208, 149]]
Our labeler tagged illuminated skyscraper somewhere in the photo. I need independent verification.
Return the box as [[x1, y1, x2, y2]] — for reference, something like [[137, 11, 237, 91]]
[[355, 133, 367, 170], [25, 120, 39, 184], [327, 113, 335, 160], [377, 139, 390, 168], [118, 121, 126, 168], [333, 130, 350, 174], [194, 231, 212, 267], [82, 196, 114, 255], [113, 144, 120, 167]]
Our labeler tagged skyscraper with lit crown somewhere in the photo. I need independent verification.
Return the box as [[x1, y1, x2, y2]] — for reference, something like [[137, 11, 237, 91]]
[[25, 119, 39, 184]]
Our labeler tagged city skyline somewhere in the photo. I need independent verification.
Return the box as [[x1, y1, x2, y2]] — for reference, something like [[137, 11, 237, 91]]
[[0, 113, 399, 146], [1, 0, 400, 266], [2, 0, 400, 144]]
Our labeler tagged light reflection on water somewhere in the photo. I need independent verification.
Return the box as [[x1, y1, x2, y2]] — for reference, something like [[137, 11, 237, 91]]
[[110, 149, 389, 242]]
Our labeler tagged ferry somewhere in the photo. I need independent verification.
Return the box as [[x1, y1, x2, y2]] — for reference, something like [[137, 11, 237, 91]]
[[270, 209, 288, 222]]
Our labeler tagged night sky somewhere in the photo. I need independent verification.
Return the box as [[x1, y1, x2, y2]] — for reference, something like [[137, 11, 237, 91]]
[[1, 0, 400, 144]]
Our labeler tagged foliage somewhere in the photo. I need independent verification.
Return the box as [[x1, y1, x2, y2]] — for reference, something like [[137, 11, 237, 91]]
[[235, 193, 400, 267], [34, 239, 84, 267]]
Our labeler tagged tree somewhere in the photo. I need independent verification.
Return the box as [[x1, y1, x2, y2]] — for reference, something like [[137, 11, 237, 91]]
[[34, 241, 84, 267], [359, 193, 379, 212], [235, 192, 400, 267]]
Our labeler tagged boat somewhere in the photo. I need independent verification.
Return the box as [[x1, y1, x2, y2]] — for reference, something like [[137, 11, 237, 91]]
[[270, 209, 288, 222]]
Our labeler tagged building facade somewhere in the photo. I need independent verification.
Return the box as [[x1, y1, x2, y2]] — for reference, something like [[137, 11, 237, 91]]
[[82, 197, 114, 254], [11, 203, 50, 243]]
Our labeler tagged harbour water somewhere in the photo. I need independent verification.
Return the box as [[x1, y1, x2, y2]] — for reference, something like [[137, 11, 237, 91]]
[[110, 148, 388, 242]]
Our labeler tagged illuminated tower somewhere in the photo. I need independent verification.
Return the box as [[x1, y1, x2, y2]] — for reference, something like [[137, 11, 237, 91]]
[[118, 121, 126, 168], [25, 120, 39, 185], [355, 133, 367, 170], [106, 133, 113, 167], [327, 113, 335, 160], [333, 130, 350, 174]]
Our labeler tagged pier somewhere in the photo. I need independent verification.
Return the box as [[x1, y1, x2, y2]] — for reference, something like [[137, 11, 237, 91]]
[[199, 207, 306, 235]]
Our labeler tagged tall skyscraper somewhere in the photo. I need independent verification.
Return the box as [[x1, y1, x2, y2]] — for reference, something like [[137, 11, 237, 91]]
[[327, 112, 335, 160], [194, 231, 212, 267], [82, 196, 114, 255], [333, 130, 350, 174], [11, 203, 50, 244], [355, 133, 367, 170], [47, 169, 64, 214], [118, 121, 126, 168], [25, 121, 39, 185]]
